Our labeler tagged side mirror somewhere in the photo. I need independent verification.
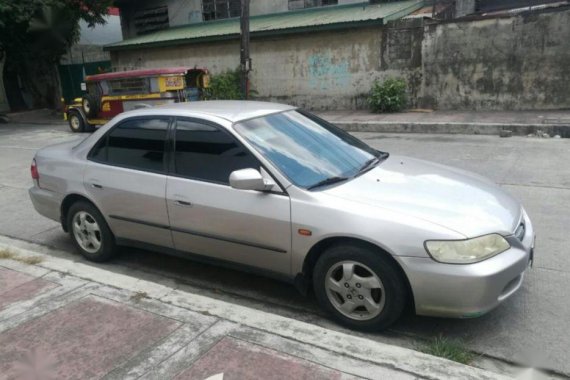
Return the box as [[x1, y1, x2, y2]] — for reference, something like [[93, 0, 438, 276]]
[[229, 168, 275, 192]]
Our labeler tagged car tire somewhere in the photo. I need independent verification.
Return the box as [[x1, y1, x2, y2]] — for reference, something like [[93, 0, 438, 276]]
[[313, 243, 407, 331], [82, 94, 99, 118], [68, 111, 85, 133], [67, 201, 117, 262]]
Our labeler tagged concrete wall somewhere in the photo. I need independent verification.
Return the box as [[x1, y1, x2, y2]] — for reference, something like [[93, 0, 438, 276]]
[[455, 0, 476, 17], [251, 0, 287, 16], [111, 24, 422, 110], [421, 8, 570, 110], [111, 7, 570, 111]]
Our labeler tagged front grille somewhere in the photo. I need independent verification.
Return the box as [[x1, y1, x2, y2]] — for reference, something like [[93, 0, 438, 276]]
[[514, 223, 525, 241]]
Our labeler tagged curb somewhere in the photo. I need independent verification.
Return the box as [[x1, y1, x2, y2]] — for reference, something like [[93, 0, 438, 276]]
[[334, 121, 570, 137], [0, 235, 508, 380]]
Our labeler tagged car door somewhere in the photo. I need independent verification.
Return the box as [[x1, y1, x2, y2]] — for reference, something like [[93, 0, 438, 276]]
[[166, 118, 292, 275], [84, 116, 174, 248]]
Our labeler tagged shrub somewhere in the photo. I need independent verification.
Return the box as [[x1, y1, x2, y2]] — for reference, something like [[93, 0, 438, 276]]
[[205, 69, 242, 100], [368, 77, 407, 113]]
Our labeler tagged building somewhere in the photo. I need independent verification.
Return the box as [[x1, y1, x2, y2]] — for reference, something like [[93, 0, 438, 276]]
[[108, 0, 426, 110], [59, 8, 123, 104], [106, 0, 570, 111]]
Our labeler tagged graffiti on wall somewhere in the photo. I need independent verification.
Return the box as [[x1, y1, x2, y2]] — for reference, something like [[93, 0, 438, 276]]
[[307, 53, 350, 91]]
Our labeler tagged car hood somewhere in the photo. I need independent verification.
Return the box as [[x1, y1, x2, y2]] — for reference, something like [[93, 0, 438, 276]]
[[323, 155, 521, 237]]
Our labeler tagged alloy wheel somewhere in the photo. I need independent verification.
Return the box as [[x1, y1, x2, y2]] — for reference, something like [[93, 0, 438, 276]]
[[72, 211, 101, 254], [325, 260, 385, 321]]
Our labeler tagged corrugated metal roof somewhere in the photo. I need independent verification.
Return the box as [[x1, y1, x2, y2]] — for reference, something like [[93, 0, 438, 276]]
[[106, 0, 424, 51]]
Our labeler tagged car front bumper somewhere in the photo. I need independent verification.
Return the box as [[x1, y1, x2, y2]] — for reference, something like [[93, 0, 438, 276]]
[[398, 214, 535, 318]]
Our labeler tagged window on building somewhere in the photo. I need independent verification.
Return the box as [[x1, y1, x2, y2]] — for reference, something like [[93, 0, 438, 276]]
[[134, 6, 169, 35], [174, 119, 259, 184], [202, 0, 241, 21], [90, 118, 169, 173], [288, 0, 338, 11]]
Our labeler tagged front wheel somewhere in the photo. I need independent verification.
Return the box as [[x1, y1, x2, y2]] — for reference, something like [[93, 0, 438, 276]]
[[68, 111, 85, 133], [67, 201, 117, 262], [313, 243, 407, 331]]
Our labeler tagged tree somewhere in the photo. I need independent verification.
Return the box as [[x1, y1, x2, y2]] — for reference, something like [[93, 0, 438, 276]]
[[0, 0, 112, 110]]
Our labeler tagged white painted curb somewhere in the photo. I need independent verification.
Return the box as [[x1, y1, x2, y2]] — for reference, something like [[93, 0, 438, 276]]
[[0, 235, 508, 380]]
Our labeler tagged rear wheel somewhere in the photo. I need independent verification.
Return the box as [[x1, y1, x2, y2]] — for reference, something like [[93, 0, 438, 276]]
[[68, 111, 85, 133], [313, 243, 407, 331], [67, 201, 117, 262]]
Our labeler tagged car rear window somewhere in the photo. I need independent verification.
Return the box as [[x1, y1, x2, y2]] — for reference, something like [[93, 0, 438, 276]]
[[89, 118, 169, 173]]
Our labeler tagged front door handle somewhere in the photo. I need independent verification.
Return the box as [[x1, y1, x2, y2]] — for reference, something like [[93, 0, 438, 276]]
[[174, 200, 192, 206]]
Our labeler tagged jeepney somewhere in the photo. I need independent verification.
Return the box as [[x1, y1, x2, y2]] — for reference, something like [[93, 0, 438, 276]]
[[65, 67, 210, 132]]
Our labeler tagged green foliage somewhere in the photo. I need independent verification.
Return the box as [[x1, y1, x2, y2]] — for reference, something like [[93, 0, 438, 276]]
[[420, 336, 475, 365], [206, 69, 243, 100], [368, 77, 407, 113], [0, 0, 112, 108]]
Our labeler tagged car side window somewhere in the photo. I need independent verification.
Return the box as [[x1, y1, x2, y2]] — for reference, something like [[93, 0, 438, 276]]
[[174, 119, 259, 184], [89, 117, 169, 173]]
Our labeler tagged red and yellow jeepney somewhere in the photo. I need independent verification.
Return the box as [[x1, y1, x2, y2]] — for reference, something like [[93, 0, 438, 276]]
[[65, 66, 210, 132]]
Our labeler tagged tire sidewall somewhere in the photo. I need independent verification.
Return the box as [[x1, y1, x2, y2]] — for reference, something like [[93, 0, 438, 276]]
[[313, 244, 407, 331], [82, 94, 99, 118], [67, 201, 115, 262], [68, 112, 85, 133]]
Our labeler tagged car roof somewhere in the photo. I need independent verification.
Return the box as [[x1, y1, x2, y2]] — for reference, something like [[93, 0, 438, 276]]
[[151, 100, 296, 123]]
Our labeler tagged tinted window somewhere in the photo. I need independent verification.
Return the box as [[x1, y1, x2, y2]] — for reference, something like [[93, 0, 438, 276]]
[[100, 118, 169, 172], [174, 120, 259, 184], [89, 135, 107, 162]]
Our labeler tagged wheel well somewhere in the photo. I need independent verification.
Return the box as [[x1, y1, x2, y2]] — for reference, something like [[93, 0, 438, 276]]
[[302, 237, 416, 312], [60, 194, 95, 232]]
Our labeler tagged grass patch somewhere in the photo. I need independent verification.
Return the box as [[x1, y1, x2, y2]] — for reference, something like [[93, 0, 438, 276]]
[[130, 291, 149, 303], [0, 249, 16, 259], [421, 336, 474, 365], [19, 256, 43, 265], [0, 248, 43, 265]]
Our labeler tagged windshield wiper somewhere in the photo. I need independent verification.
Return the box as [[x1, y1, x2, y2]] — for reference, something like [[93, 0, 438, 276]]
[[307, 176, 349, 190], [358, 152, 390, 175], [359, 157, 379, 174]]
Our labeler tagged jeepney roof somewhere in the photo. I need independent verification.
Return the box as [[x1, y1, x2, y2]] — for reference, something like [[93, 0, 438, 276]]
[[85, 67, 208, 82]]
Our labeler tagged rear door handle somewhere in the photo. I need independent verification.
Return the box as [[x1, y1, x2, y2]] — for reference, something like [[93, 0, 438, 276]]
[[91, 183, 103, 189], [174, 200, 192, 206]]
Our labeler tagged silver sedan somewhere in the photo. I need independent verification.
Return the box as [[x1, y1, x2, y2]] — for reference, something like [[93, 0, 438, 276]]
[[29, 101, 535, 330]]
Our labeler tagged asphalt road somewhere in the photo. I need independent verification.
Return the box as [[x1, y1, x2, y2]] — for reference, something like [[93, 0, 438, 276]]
[[1, 122, 568, 376]]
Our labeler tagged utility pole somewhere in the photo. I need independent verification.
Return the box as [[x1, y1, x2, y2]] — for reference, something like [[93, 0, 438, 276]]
[[240, 0, 250, 99]]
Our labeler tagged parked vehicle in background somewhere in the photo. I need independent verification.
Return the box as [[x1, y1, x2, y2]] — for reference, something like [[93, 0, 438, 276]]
[[65, 66, 210, 133], [30, 101, 535, 331]]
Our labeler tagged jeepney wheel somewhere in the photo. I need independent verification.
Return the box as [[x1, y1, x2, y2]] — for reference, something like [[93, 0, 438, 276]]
[[68, 111, 85, 133], [82, 94, 99, 118]]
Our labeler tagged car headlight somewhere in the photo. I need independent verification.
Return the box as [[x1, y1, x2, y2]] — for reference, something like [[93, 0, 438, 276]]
[[425, 234, 510, 264]]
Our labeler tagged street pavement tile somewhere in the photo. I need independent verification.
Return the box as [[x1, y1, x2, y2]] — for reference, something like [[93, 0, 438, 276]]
[[174, 336, 357, 380], [0, 295, 180, 379], [0, 267, 58, 310]]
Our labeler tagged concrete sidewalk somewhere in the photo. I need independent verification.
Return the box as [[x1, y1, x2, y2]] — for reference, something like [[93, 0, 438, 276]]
[[317, 109, 570, 137], [2, 109, 65, 126], [0, 235, 507, 380], [4, 107, 570, 137]]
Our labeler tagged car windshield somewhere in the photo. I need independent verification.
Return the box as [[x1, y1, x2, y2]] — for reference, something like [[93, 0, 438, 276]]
[[234, 110, 385, 189]]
